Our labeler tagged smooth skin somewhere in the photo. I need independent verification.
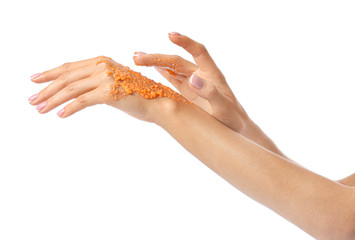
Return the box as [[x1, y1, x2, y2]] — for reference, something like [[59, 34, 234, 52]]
[[29, 33, 355, 239]]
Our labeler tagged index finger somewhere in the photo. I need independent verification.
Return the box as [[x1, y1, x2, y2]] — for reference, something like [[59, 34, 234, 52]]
[[31, 57, 100, 83], [168, 33, 218, 72], [134, 53, 197, 76]]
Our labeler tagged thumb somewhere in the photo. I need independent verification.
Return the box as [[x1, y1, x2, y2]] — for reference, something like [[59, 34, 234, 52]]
[[189, 73, 229, 111], [189, 74, 219, 101]]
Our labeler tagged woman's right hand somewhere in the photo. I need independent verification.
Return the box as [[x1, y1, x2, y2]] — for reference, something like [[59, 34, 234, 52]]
[[133, 32, 249, 133]]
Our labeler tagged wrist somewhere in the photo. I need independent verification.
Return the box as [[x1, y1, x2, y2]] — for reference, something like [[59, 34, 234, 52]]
[[220, 104, 251, 134], [148, 97, 181, 126]]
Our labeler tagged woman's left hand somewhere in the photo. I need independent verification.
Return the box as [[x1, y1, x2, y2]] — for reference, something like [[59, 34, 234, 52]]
[[28, 56, 172, 122]]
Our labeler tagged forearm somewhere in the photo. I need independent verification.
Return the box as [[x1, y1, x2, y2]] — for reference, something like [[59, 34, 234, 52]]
[[239, 115, 289, 159], [153, 100, 355, 240], [239, 110, 355, 186], [339, 173, 355, 187], [222, 102, 291, 160]]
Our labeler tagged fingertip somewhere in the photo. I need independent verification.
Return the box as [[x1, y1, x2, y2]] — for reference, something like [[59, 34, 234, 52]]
[[57, 108, 65, 118], [133, 52, 147, 57], [133, 57, 143, 66], [169, 34, 191, 50], [60, 113, 69, 118], [169, 32, 181, 37], [168, 32, 182, 42], [29, 95, 42, 105], [30, 73, 45, 83], [133, 52, 148, 66], [60, 107, 70, 118], [31, 77, 41, 83], [30, 73, 41, 79], [28, 93, 38, 102]]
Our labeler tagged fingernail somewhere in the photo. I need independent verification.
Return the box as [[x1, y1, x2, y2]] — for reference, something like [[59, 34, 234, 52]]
[[30, 73, 42, 80], [134, 52, 147, 57], [190, 75, 204, 89], [57, 109, 64, 117], [36, 102, 46, 111], [28, 93, 39, 102], [169, 32, 181, 36]]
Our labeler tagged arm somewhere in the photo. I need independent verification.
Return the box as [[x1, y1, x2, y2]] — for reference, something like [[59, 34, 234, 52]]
[[339, 174, 355, 187], [134, 32, 355, 186], [151, 100, 355, 240], [30, 47, 354, 239], [134, 33, 289, 160]]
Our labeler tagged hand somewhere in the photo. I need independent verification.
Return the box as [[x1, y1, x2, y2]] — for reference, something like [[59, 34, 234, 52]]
[[133, 32, 248, 132], [28, 56, 172, 122]]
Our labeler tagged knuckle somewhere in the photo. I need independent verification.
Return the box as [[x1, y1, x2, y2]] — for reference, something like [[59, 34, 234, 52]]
[[58, 80, 68, 90], [38, 88, 48, 98], [57, 72, 70, 85], [101, 88, 110, 104], [76, 95, 86, 105], [65, 82, 77, 93], [61, 62, 71, 69], [172, 55, 181, 60], [205, 86, 217, 99], [173, 55, 183, 65], [96, 55, 107, 61], [60, 70, 69, 79], [103, 62, 111, 70], [96, 56, 110, 67], [196, 43, 207, 56], [96, 58, 109, 69]]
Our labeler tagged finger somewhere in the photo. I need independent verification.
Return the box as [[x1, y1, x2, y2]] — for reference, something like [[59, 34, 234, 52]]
[[30, 64, 95, 106], [59, 89, 102, 118], [134, 53, 197, 76], [31, 56, 102, 83], [38, 76, 99, 114], [154, 67, 184, 92], [168, 32, 218, 72], [154, 65, 187, 81], [189, 73, 228, 110]]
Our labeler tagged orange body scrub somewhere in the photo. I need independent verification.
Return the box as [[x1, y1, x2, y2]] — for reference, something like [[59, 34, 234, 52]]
[[97, 57, 189, 103], [153, 57, 178, 69], [153, 58, 178, 76], [164, 68, 176, 76]]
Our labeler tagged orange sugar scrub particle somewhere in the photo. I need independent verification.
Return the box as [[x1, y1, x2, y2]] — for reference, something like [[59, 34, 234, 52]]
[[97, 56, 189, 103], [152, 57, 178, 70], [151, 57, 179, 76], [164, 68, 176, 76]]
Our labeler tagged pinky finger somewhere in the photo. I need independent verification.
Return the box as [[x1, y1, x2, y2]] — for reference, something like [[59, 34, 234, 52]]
[[59, 89, 102, 118]]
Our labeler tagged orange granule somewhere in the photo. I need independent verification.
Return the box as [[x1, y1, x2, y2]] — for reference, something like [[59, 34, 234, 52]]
[[152, 58, 179, 76], [152, 57, 178, 69], [97, 57, 189, 103], [165, 68, 176, 76]]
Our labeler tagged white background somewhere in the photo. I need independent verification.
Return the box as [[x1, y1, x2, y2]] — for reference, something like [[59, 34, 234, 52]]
[[0, 0, 354, 239]]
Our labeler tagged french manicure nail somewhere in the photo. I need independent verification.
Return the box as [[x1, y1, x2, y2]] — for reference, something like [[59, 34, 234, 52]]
[[134, 52, 147, 57], [36, 102, 46, 111], [30, 73, 42, 80], [28, 93, 39, 102], [190, 75, 204, 89], [57, 109, 64, 117], [169, 32, 181, 36]]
